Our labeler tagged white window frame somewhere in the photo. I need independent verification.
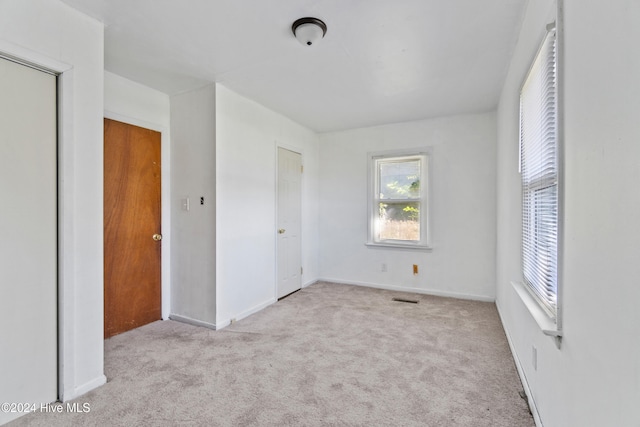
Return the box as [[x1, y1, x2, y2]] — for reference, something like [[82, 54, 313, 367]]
[[366, 149, 431, 250], [518, 23, 562, 334]]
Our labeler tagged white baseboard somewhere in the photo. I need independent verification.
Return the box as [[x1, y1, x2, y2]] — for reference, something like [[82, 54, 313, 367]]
[[238, 297, 277, 321], [318, 277, 495, 302], [62, 374, 107, 402], [496, 301, 543, 427], [169, 314, 216, 330], [302, 279, 318, 288], [215, 319, 231, 329], [217, 297, 277, 330]]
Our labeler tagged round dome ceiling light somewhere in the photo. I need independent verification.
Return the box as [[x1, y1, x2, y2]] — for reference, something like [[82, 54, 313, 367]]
[[292, 17, 327, 46]]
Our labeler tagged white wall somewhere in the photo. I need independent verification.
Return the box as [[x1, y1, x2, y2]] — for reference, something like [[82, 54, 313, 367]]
[[170, 84, 217, 328], [215, 84, 320, 326], [496, 1, 640, 426], [0, 0, 105, 401], [319, 113, 497, 301], [104, 71, 172, 319], [105, 71, 170, 127]]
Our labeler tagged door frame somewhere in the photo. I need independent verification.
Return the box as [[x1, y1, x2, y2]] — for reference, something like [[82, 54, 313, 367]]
[[104, 111, 171, 320], [274, 142, 305, 300]]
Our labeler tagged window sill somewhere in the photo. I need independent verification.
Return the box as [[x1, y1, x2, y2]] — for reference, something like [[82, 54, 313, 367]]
[[511, 281, 562, 348], [365, 242, 433, 251]]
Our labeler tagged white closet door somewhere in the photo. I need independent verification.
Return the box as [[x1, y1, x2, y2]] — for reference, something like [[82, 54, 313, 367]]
[[0, 57, 57, 424], [277, 147, 302, 299]]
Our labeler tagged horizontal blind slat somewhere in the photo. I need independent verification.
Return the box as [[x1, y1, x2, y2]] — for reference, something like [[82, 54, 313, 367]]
[[519, 28, 558, 317]]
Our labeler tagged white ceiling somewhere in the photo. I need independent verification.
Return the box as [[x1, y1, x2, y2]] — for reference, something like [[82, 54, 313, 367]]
[[61, 0, 527, 133]]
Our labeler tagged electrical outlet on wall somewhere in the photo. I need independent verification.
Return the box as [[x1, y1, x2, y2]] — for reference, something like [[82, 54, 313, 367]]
[[381, 263, 387, 272]]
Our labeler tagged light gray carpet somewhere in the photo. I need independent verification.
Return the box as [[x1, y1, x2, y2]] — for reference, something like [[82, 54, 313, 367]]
[[9, 282, 533, 426]]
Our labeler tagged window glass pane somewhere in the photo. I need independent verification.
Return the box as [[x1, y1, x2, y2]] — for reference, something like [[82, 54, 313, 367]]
[[522, 183, 557, 311], [520, 28, 558, 317], [379, 160, 420, 200], [376, 202, 420, 241]]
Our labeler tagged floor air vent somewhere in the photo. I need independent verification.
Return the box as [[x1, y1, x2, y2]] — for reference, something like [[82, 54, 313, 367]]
[[392, 297, 419, 304]]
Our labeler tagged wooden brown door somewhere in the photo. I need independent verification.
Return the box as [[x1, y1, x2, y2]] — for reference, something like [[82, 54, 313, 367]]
[[104, 118, 161, 338]]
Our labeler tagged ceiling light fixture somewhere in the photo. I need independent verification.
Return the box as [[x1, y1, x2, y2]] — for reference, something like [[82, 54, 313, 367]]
[[292, 17, 327, 46]]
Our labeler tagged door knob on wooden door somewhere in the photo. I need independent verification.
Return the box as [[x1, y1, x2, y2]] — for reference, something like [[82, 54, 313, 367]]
[[152, 233, 162, 241]]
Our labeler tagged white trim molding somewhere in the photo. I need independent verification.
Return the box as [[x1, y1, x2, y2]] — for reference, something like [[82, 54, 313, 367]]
[[215, 297, 278, 330], [512, 281, 562, 348], [68, 375, 107, 402], [320, 278, 495, 302], [169, 315, 216, 330], [367, 148, 432, 250]]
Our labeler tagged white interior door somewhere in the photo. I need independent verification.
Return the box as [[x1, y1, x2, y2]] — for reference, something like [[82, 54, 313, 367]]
[[0, 57, 58, 424], [277, 147, 302, 299]]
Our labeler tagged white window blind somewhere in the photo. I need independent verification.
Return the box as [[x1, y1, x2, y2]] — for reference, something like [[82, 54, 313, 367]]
[[519, 28, 558, 318]]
